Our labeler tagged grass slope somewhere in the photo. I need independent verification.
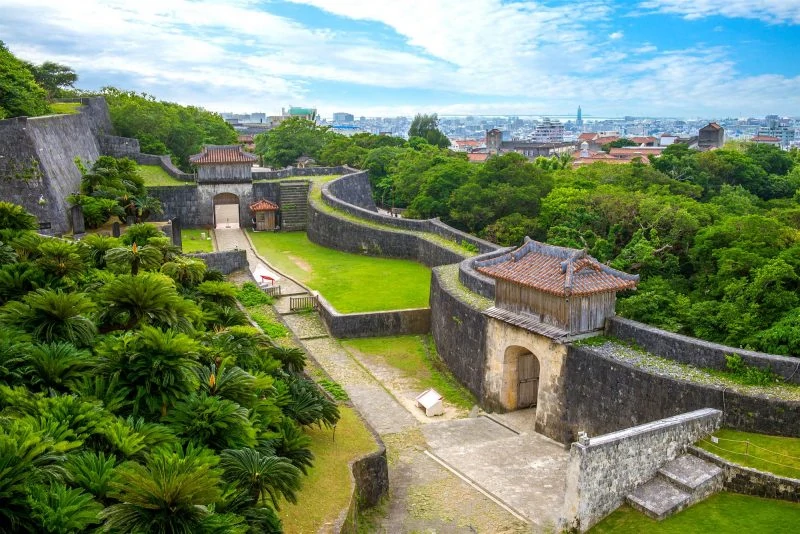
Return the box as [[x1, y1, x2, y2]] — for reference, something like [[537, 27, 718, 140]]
[[248, 230, 431, 313], [591, 493, 800, 533], [342, 335, 476, 410], [697, 428, 800, 479], [137, 164, 187, 186], [278, 406, 378, 532], [181, 228, 213, 253], [49, 102, 81, 114]]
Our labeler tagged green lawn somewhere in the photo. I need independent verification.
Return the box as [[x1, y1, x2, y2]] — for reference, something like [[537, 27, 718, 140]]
[[697, 429, 800, 479], [247, 231, 431, 313], [49, 102, 82, 114], [342, 335, 476, 410], [137, 164, 188, 186], [591, 493, 800, 533], [181, 229, 213, 253], [278, 406, 378, 533]]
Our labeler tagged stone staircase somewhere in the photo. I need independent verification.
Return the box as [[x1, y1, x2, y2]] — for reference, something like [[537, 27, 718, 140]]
[[626, 453, 724, 520], [279, 181, 311, 231]]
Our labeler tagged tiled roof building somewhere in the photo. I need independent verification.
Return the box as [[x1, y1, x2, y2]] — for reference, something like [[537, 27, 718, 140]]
[[189, 145, 258, 165], [189, 145, 257, 183]]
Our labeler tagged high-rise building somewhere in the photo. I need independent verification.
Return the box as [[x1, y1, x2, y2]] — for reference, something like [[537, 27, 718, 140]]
[[333, 112, 354, 123], [577, 106, 583, 129]]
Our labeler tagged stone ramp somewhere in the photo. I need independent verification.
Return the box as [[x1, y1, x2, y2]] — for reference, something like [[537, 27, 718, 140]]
[[422, 417, 569, 530], [626, 453, 723, 520]]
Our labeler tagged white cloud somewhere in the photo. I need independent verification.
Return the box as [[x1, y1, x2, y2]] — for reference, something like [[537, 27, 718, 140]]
[[638, 0, 800, 24], [609, 31, 624, 40]]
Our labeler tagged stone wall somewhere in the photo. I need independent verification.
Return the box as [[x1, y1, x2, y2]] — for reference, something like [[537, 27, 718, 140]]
[[317, 294, 431, 338], [132, 153, 194, 180], [561, 408, 722, 532], [689, 446, 800, 502], [457, 247, 513, 299], [100, 134, 140, 157], [148, 186, 202, 227], [327, 170, 377, 211], [608, 317, 800, 384], [564, 345, 800, 438], [429, 266, 490, 400], [0, 97, 113, 234], [307, 201, 468, 268], [320, 173, 499, 254], [252, 165, 348, 180], [188, 249, 248, 274]]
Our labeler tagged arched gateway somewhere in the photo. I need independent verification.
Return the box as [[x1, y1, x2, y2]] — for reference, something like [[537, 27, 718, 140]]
[[213, 192, 240, 229], [505, 345, 540, 409]]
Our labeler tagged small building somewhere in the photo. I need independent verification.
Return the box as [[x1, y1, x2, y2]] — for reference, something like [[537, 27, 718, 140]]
[[751, 135, 781, 147], [189, 145, 258, 183], [698, 123, 725, 151], [295, 156, 316, 168], [475, 238, 639, 337], [250, 199, 279, 231]]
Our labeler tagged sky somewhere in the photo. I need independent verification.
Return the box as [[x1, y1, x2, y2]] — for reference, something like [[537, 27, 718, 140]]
[[2, 0, 799, 119]]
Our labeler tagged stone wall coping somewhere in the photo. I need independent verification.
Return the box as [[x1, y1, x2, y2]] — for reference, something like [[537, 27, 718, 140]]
[[689, 445, 800, 484], [579, 408, 722, 449]]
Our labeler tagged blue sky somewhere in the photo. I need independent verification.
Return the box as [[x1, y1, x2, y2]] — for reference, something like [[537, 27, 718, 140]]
[[1, 0, 799, 118]]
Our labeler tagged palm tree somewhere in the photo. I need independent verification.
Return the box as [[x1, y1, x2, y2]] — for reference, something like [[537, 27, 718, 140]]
[[0, 289, 96, 346], [100, 446, 227, 533], [98, 273, 198, 331], [219, 447, 301, 509], [268, 345, 306, 374], [105, 243, 162, 275], [161, 257, 207, 287], [27, 483, 102, 533], [267, 418, 313, 475], [26, 342, 95, 392], [164, 393, 256, 450], [99, 326, 200, 417], [36, 239, 85, 279], [64, 451, 118, 502]]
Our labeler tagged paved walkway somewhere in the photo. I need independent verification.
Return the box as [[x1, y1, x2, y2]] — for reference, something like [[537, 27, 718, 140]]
[[215, 228, 568, 532]]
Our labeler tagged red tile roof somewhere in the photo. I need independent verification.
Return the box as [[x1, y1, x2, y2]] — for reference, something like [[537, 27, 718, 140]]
[[752, 135, 780, 142], [189, 145, 258, 165], [578, 132, 598, 141], [702, 123, 722, 130], [630, 136, 657, 144], [594, 136, 620, 145], [249, 199, 279, 211], [468, 152, 490, 162], [475, 239, 639, 297]]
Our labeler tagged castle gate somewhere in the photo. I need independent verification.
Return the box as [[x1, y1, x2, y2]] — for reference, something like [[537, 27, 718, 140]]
[[517, 349, 540, 408], [213, 192, 240, 229]]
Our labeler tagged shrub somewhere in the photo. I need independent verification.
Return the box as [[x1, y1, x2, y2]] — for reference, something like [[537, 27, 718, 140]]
[[0, 201, 37, 231], [724, 354, 782, 386], [236, 282, 273, 307]]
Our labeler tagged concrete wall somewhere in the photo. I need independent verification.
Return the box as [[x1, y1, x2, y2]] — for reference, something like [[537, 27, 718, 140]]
[[188, 249, 248, 274], [484, 317, 568, 442], [429, 266, 490, 400], [317, 294, 431, 339], [0, 97, 113, 234], [561, 408, 722, 532], [608, 317, 800, 384], [689, 446, 800, 502], [564, 345, 800, 438]]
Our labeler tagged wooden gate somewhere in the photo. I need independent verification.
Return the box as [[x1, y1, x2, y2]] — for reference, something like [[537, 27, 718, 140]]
[[517, 352, 539, 408]]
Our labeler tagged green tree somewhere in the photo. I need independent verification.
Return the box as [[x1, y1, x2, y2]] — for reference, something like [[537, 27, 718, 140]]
[[0, 289, 96, 346], [98, 272, 197, 331], [255, 117, 329, 168], [219, 447, 301, 508], [0, 41, 50, 118], [25, 61, 78, 99], [407, 113, 450, 148], [0, 201, 38, 231], [27, 483, 102, 534]]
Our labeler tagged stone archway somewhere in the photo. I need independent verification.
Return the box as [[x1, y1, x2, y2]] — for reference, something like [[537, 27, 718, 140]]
[[213, 193, 240, 229], [504, 345, 541, 410]]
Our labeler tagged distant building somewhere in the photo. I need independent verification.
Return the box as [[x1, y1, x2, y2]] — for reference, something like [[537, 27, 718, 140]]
[[576, 106, 583, 129], [751, 135, 781, 147], [282, 106, 317, 121], [659, 133, 678, 146], [530, 118, 564, 143], [486, 128, 574, 158], [332, 112, 354, 123], [698, 122, 725, 151], [758, 124, 794, 148]]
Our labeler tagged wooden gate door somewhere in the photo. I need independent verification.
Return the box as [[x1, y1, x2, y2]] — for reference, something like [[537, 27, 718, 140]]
[[517, 353, 539, 408]]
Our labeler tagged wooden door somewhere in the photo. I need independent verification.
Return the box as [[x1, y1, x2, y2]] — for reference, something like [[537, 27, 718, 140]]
[[517, 352, 539, 409]]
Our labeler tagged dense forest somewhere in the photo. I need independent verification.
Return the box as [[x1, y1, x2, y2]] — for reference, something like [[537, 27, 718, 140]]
[[0, 188, 336, 532], [260, 121, 800, 356]]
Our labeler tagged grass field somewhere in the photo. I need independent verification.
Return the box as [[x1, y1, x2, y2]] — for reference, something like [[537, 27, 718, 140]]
[[343, 335, 476, 410], [696, 428, 800, 479], [278, 406, 378, 532], [137, 164, 188, 187], [591, 493, 800, 533], [181, 228, 213, 253], [248, 231, 431, 313], [49, 102, 82, 114]]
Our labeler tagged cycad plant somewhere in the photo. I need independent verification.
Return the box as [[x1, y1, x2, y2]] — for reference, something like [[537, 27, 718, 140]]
[[64, 451, 118, 501], [164, 393, 256, 451], [161, 256, 207, 287], [36, 239, 85, 279], [27, 482, 102, 533], [105, 243, 163, 275], [80, 234, 121, 269], [220, 447, 301, 509], [0, 288, 96, 346], [98, 273, 197, 331], [26, 341, 95, 392]]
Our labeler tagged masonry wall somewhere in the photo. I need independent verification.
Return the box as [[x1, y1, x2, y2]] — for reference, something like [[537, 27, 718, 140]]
[[564, 346, 800, 438], [429, 267, 489, 400], [317, 294, 431, 338], [608, 317, 800, 384], [252, 165, 348, 180], [132, 153, 194, 180], [189, 250, 248, 274], [327, 170, 378, 211], [689, 446, 800, 502], [561, 409, 722, 532], [148, 186, 202, 227]]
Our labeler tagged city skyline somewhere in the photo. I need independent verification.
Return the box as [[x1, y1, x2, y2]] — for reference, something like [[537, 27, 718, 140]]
[[2, 0, 799, 117]]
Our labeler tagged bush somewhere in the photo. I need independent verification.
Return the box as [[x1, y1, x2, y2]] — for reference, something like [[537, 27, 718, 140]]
[[724, 354, 782, 386], [0, 201, 37, 231], [236, 282, 273, 307], [121, 223, 162, 246]]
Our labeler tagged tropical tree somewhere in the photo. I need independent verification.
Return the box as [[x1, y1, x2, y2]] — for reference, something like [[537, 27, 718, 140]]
[[24, 61, 78, 98], [36, 239, 85, 279], [0, 201, 38, 231], [165, 393, 256, 450], [105, 243, 163, 275], [26, 342, 95, 392], [408, 113, 450, 148], [98, 273, 195, 331], [80, 234, 121, 269], [27, 483, 102, 533], [219, 447, 301, 508], [0, 41, 50, 118], [255, 117, 329, 168], [64, 451, 118, 502], [161, 256, 207, 286], [0, 289, 96, 346]]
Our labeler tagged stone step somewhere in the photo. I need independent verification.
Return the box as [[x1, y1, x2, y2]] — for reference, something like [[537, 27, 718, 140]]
[[658, 454, 724, 495], [626, 478, 691, 521]]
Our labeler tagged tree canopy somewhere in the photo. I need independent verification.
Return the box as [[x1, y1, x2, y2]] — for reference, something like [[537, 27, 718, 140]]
[[408, 113, 451, 148], [0, 40, 50, 119]]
